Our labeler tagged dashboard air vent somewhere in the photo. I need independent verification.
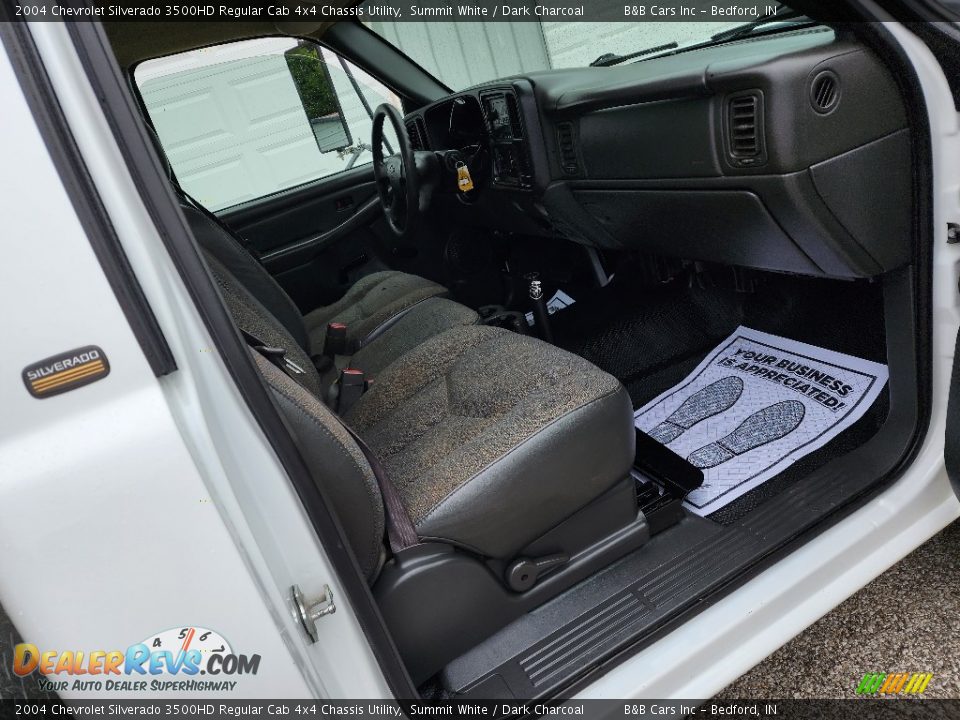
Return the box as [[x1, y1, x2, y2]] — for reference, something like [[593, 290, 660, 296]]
[[500, 92, 525, 139], [810, 71, 840, 113], [406, 121, 424, 151], [557, 122, 578, 174], [728, 95, 759, 156], [725, 91, 765, 168]]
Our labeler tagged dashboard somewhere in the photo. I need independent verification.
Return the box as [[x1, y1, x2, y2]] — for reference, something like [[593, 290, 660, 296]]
[[407, 90, 534, 189], [403, 27, 912, 280]]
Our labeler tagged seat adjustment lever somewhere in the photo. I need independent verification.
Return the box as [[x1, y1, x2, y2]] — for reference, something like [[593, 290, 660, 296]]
[[505, 553, 569, 592]]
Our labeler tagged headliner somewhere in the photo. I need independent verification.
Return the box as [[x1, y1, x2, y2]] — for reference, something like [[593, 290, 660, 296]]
[[103, 0, 860, 73], [103, 3, 361, 69]]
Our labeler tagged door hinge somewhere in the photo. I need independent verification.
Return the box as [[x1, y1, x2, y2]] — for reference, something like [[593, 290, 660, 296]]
[[291, 584, 336, 643], [947, 222, 959, 244]]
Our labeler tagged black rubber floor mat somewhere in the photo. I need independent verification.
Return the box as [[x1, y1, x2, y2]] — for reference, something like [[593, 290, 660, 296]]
[[553, 279, 746, 406]]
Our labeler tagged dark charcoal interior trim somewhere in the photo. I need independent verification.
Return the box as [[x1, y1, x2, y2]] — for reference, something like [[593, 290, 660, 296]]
[[63, 19, 419, 699], [400, 28, 914, 282], [446, 267, 926, 699], [258, 196, 382, 271], [442, 15, 934, 698], [0, 19, 176, 379]]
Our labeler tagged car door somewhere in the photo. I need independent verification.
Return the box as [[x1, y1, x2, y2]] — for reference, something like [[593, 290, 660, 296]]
[[932, 18, 960, 495], [135, 37, 402, 313]]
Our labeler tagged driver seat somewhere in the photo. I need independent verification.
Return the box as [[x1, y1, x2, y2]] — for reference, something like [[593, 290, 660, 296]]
[[147, 122, 465, 360], [301, 269, 449, 356], [181, 203, 476, 383]]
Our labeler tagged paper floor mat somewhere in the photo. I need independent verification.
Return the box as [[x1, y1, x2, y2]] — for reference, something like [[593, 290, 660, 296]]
[[633, 326, 888, 516]]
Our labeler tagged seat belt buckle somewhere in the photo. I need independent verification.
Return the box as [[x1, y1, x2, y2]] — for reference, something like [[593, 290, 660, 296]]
[[324, 322, 348, 358], [331, 368, 369, 414]]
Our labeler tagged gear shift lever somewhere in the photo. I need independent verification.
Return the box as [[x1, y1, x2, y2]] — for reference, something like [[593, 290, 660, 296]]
[[526, 272, 554, 344]]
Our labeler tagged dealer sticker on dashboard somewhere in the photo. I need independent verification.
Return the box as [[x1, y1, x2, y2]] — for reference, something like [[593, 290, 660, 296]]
[[22, 345, 110, 399]]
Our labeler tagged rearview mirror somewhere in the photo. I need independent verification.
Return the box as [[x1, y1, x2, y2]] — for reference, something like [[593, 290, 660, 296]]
[[284, 44, 353, 154]]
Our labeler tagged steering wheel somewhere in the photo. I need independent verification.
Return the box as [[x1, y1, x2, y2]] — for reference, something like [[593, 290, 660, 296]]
[[372, 103, 420, 241]]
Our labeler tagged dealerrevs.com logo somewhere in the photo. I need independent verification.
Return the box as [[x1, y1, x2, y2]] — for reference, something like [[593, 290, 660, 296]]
[[14, 626, 260, 694]]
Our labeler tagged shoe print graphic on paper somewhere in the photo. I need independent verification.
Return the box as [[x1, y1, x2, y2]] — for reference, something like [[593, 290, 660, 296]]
[[687, 399, 806, 469], [648, 376, 745, 444]]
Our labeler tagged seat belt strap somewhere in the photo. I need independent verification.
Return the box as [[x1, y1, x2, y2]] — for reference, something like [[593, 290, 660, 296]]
[[341, 424, 420, 554], [241, 329, 419, 554]]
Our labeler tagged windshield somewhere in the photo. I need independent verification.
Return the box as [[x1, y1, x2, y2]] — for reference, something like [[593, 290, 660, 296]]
[[364, 17, 778, 90]]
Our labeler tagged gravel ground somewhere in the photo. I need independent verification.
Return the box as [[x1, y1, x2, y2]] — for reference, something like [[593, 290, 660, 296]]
[[0, 614, 56, 700], [719, 520, 960, 699]]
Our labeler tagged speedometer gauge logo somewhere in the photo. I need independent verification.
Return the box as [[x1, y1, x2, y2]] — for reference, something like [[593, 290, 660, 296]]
[[141, 626, 233, 659]]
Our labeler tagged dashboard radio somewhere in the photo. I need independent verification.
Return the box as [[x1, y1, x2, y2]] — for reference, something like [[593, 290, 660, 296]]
[[481, 90, 533, 189]]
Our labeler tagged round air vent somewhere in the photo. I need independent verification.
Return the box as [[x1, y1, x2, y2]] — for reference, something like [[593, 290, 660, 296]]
[[810, 70, 840, 114]]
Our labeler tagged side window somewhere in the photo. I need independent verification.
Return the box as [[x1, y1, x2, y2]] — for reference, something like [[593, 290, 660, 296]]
[[135, 38, 401, 213]]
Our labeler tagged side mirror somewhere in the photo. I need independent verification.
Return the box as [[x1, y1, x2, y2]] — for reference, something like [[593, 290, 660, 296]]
[[284, 44, 353, 154]]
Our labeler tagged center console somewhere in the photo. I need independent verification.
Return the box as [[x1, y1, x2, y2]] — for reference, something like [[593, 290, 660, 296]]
[[480, 89, 533, 189]]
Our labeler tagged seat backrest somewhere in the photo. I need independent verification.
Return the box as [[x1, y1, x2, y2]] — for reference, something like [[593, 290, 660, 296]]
[[149, 122, 386, 578], [146, 122, 310, 351], [183, 204, 310, 352], [206, 251, 386, 580]]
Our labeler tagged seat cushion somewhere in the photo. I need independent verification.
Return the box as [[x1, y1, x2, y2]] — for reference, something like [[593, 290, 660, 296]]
[[342, 325, 635, 559], [305, 271, 448, 355], [320, 297, 480, 388]]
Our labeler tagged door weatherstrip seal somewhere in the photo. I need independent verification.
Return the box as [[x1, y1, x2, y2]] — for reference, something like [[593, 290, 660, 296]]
[[60, 19, 417, 699], [0, 20, 175, 377]]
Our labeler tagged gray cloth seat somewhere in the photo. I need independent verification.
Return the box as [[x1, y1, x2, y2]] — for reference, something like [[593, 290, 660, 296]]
[[303, 270, 450, 355], [149, 122, 457, 364], [180, 203, 474, 383], [204, 252, 636, 581], [155, 121, 634, 584], [341, 325, 635, 558]]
